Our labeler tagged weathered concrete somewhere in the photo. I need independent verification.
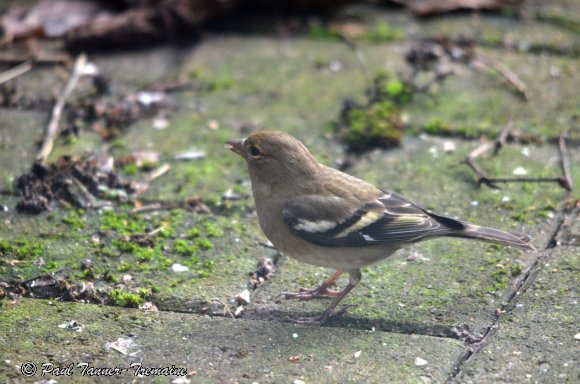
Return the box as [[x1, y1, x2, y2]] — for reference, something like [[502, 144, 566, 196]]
[[1, 299, 465, 383], [454, 246, 579, 383]]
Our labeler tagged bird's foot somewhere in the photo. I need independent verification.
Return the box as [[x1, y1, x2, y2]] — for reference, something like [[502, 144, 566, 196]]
[[287, 305, 352, 326], [283, 285, 341, 300]]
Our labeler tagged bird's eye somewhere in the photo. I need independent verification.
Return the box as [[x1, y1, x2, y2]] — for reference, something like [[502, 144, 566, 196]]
[[249, 146, 261, 157]]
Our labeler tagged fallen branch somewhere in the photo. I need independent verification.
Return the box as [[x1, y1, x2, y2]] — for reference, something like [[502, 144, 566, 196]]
[[36, 54, 88, 164], [0, 60, 32, 85], [463, 122, 573, 192], [463, 122, 513, 189]]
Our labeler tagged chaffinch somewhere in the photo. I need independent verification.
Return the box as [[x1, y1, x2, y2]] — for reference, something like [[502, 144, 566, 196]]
[[226, 130, 534, 325]]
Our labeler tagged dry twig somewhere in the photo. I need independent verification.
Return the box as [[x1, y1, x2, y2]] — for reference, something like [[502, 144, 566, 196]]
[[37, 54, 88, 164], [558, 130, 574, 193], [0, 52, 71, 66], [0, 60, 32, 85], [463, 122, 573, 191], [342, 37, 371, 90], [471, 58, 529, 101]]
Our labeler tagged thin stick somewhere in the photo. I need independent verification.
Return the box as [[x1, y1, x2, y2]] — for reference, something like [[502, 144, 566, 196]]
[[130, 203, 176, 214], [342, 37, 371, 90], [0, 61, 32, 85], [146, 163, 171, 182], [480, 177, 565, 184], [493, 121, 513, 155], [463, 122, 514, 188], [0, 53, 71, 66], [37, 54, 88, 164], [558, 130, 573, 192], [463, 121, 574, 192], [471, 58, 529, 101]]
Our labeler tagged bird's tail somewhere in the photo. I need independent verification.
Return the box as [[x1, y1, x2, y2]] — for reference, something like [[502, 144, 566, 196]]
[[447, 222, 535, 251]]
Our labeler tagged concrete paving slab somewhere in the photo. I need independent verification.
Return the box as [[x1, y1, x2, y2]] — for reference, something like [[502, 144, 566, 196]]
[[454, 246, 579, 383], [0, 298, 465, 383]]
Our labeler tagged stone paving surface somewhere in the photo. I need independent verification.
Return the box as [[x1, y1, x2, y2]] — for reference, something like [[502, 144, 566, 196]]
[[0, 0, 578, 383]]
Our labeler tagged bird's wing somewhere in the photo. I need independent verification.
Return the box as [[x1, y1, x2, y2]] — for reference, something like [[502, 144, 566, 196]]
[[283, 192, 465, 248]]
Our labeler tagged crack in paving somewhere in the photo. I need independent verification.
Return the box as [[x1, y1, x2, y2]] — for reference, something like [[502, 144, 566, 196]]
[[446, 202, 577, 382]]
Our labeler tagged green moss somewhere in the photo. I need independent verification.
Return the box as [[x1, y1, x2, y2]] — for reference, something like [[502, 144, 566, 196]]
[[117, 261, 132, 272], [309, 22, 402, 43], [158, 226, 175, 238], [42, 261, 61, 273], [121, 164, 139, 175], [314, 56, 331, 68], [482, 30, 503, 45], [424, 118, 454, 136], [361, 22, 402, 43], [511, 263, 523, 277], [188, 66, 204, 79], [62, 210, 86, 230], [109, 288, 144, 308], [103, 269, 120, 284], [206, 77, 236, 92], [195, 238, 214, 250], [138, 287, 151, 298], [0, 239, 44, 259], [187, 228, 201, 238], [204, 222, 224, 238], [341, 101, 403, 152], [511, 211, 528, 222], [308, 24, 341, 40], [99, 209, 147, 235], [174, 239, 198, 256]]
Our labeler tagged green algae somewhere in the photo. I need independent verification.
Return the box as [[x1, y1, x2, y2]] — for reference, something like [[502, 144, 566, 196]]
[[0, 238, 44, 259], [309, 21, 403, 43], [109, 288, 146, 307]]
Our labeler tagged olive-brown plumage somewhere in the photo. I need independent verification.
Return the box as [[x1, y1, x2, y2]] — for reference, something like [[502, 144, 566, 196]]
[[226, 130, 534, 325]]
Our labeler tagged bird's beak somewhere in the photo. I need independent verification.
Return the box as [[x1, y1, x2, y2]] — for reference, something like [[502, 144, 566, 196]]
[[225, 138, 246, 158]]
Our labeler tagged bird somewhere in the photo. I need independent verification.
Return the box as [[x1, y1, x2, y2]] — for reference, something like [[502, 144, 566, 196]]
[[225, 130, 534, 325]]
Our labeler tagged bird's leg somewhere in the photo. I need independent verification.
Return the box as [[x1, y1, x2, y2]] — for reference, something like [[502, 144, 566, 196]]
[[283, 271, 342, 300], [292, 269, 361, 326]]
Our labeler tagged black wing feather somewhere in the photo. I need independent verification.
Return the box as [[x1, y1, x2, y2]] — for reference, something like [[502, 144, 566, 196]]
[[283, 192, 465, 248]]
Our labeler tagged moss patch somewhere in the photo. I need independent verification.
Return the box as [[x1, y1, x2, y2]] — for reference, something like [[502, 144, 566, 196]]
[[340, 100, 403, 152]]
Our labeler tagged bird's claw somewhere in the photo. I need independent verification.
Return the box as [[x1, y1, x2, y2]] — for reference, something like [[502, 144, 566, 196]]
[[286, 305, 352, 325], [283, 286, 341, 300]]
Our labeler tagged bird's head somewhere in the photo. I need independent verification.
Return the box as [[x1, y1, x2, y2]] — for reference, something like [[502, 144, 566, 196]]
[[225, 130, 320, 186]]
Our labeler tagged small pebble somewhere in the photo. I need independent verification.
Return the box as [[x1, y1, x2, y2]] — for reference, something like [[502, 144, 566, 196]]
[[235, 289, 251, 305], [171, 263, 189, 272], [521, 147, 530, 157], [443, 140, 456, 153], [512, 166, 527, 176], [329, 60, 342, 72], [415, 357, 428, 366]]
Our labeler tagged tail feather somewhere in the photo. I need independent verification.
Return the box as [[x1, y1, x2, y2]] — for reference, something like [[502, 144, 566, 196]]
[[448, 222, 536, 251]]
